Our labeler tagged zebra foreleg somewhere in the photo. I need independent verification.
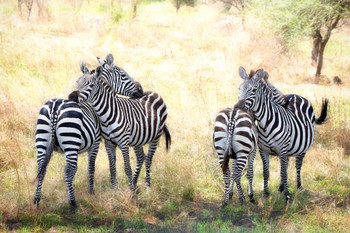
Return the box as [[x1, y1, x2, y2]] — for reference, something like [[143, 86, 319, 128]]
[[120, 146, 135, 193], [247, 148, 257, 203], [260, 151, 270, 197], [87, 143, 100, 194], [105, 141, 117, 189], [64, 153, 78, 213], [132, 146, 145, 187], [145, 140, 159, 187], [295, 153, 306, 189], [279, 155, 291, 203]]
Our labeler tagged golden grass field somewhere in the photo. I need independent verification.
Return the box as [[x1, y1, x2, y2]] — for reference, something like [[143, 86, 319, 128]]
[[0, 0, 350, 232]]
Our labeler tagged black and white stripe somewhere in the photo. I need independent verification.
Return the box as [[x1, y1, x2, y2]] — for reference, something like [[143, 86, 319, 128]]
[[33, 61, 142, 211], [238, 67, 328, 202], [77, 56, 171, 192], [213, 100, 258, 206]]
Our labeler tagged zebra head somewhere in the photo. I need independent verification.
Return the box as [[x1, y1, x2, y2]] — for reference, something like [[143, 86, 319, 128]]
[[238, 67, 269, 109], [96, 54, 144, 98], [76, 61, 96, 89]]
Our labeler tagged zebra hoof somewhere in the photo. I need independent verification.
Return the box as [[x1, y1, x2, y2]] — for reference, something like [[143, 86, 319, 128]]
[[70, 201, 78, 213], [229, 192, 234, 200], [285, 196, 292, 205], [33, 197, 40, 208], [263, 191, 270, 198], [278, 184, 285, 192], [249, 195, 255, 204], [88, 188, 95, 195], [221, 201, 228, 208], [239, 198, 246, 206]]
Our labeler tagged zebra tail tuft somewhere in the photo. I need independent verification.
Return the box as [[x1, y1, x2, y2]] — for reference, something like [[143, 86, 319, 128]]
[[163, 125, 171, 151], [315, 98, 328, 125]]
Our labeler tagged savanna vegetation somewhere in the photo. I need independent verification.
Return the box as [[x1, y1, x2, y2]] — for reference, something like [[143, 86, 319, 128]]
[[0, 0, 349, 232]]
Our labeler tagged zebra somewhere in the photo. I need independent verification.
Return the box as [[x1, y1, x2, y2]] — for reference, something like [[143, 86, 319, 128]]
[[33, 61, 143, 212], [76, 54, 171, 193], [238, 67, 328, 202], [213, 99, 258, 206]]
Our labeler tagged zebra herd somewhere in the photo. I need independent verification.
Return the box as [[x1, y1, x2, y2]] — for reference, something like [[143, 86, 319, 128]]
[[34, 54, 328, 211]]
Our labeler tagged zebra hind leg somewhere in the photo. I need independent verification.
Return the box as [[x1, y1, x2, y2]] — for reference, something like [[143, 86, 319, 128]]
[[64, 153, 78, 213], [233, 158, 246, 205], [295, 153, 306, 189], [228, 160, 235, 200], [33, 150, 47, 207], [132, 146, 145, 188], [247, 148, 257, 203], [145, 140, 160, 187], [222, 168, 231, 207]]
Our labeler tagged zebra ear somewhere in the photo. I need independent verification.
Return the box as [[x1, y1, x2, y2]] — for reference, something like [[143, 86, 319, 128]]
[[97, 57, 105, 66], [253, 69, 264, 81], [106, 54, 115, 68], [239, 66, 249, 80], [80, 61, 89, 74], [96, 65, 103, 77], [263, 71, 269, 81]]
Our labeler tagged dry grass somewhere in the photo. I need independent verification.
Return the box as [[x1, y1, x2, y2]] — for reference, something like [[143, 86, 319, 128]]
[[0, 0, 349, 231]]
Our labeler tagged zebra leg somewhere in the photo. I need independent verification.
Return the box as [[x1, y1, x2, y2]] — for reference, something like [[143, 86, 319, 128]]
[[233, 158, 246, 205], [105, 141, 117, 189], [296, 153, 306, 189], [87, 142, 100, 194], [64, 152, 78, 212], [33, 156, 45, 207], [279, 155, 291, 203], [229, 160, 235, 199], [120, 146, 135, 193], [132, 146, 145, 187], [260, 151, 270, 197], [222, 168, 231, 207], [247, 148, 257, 203], [145, 140, 159, 187]]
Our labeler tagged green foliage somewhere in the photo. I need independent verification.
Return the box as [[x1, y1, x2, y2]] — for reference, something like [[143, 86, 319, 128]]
[[248, 0, 350, 50], [111, 4, 124, 23]]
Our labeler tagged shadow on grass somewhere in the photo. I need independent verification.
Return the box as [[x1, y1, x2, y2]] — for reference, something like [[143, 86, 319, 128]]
[[3, 188, 349, 232]]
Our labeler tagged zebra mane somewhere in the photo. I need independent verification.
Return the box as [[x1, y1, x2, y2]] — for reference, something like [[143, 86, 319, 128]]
[[98, 76, 119, 97], [249, 70, 256, 78]]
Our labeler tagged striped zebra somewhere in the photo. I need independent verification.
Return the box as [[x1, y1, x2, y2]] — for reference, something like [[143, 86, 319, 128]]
[[213, 100, 258, 206], [33, 61, 143, 212], [238, 67, 328, 202], [76, 55, 171, 193]]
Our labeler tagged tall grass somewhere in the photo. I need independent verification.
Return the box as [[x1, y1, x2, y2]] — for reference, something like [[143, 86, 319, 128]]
[[0, 0, 349, 231]]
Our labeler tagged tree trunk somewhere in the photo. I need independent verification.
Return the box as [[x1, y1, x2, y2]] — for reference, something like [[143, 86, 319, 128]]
[[314, 15, 341, 78], [315, 41, 327, 77], [311, 29, 321, 66]]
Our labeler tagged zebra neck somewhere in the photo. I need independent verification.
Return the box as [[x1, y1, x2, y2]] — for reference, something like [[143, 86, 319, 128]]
[[250, 88, 271, 127]]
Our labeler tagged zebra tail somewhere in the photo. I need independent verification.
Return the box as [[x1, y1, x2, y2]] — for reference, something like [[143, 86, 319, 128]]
[[222, 117, 235, 174], [315, 98, 328, 125], [35, 133, 55, 181], [222, 136, 233, 174], [163, 125, 171, 151]]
